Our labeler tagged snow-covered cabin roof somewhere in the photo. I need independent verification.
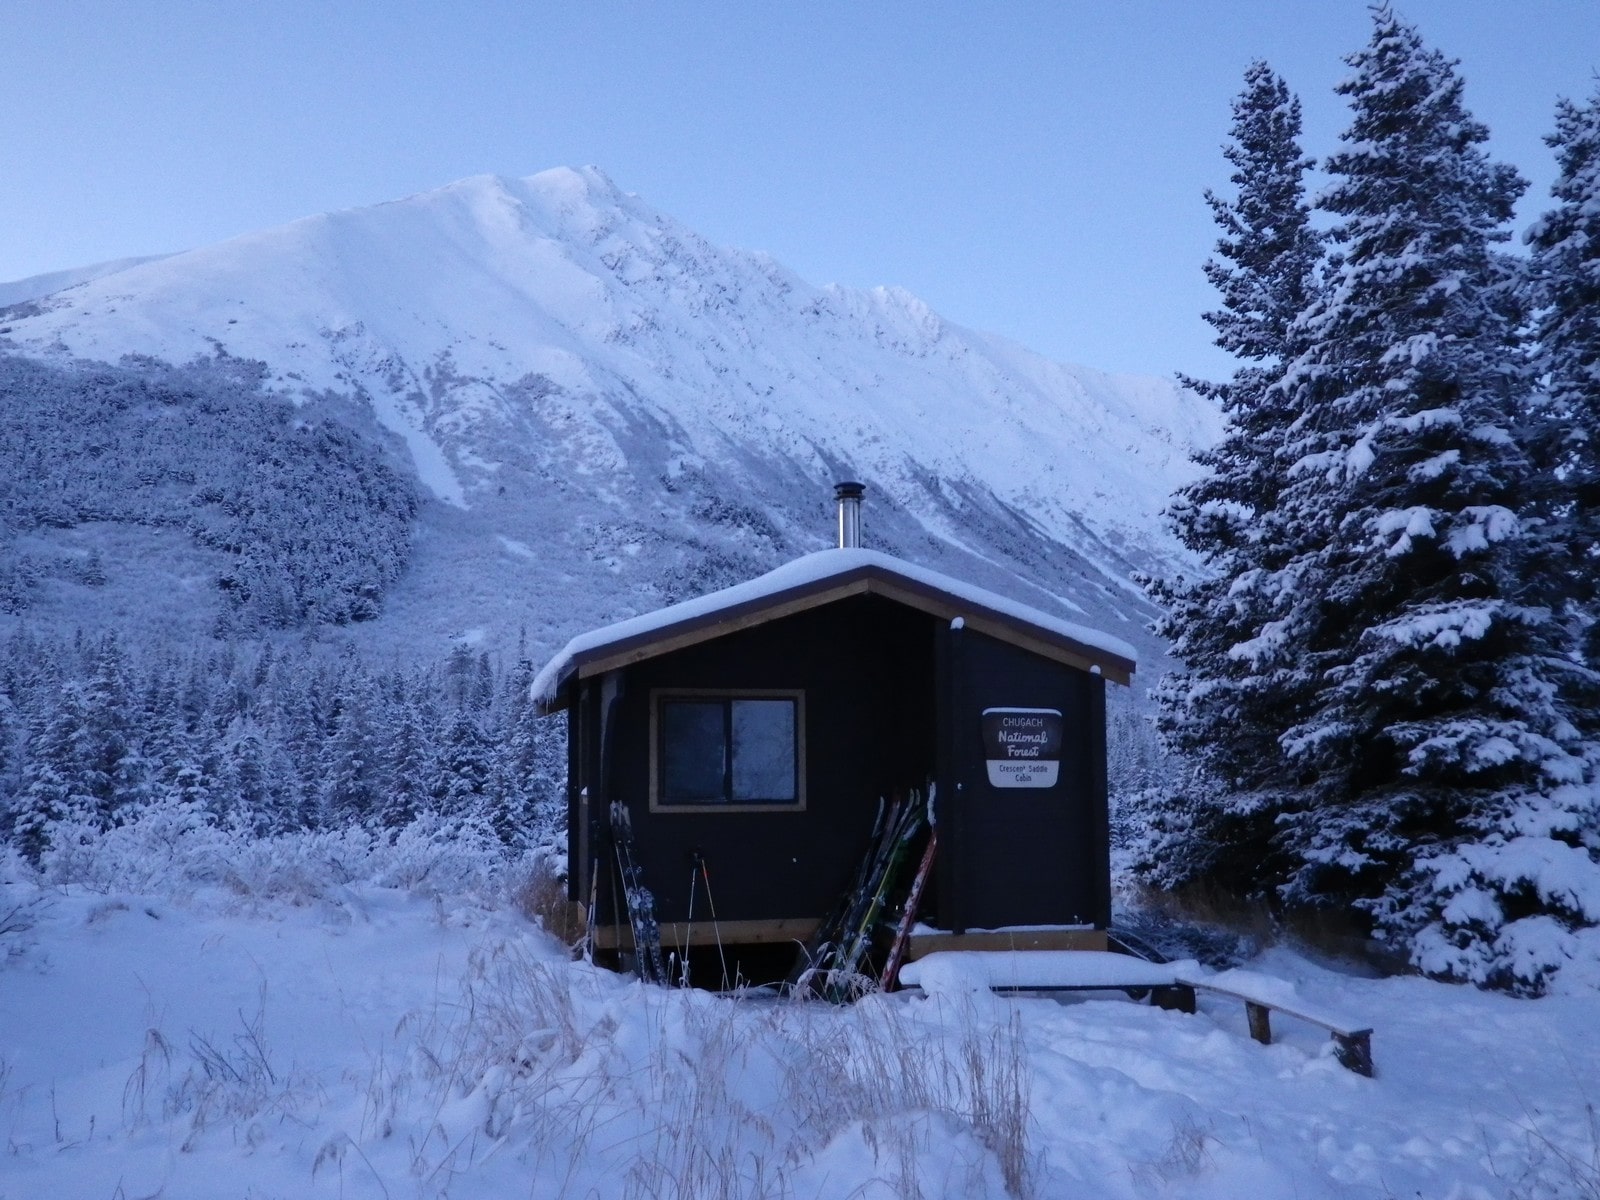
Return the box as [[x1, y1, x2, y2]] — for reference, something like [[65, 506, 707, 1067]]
[[532, 548, 1136, 710]]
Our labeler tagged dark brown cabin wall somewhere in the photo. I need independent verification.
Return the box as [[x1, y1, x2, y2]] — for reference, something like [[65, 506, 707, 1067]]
[[604, 595, 937, 925], [1088, 671, 1111, 929], [566, 681, 581, 903]]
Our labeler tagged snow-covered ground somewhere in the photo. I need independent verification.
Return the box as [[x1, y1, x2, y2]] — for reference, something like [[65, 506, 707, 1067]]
[[4, 877, 1598, 1199]]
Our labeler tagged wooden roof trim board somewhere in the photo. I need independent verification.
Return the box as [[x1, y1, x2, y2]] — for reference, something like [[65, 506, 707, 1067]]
[[574, 576, 873, 681], [860, 572, 1135, 685], [537, 555, 1135, 711]]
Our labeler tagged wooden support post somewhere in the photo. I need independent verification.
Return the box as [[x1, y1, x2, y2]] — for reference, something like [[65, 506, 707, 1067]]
[[1246, 1001, 1272, 1045], [1152, 985, 1196, 1014], [1334, 1030, 1374, 1078]]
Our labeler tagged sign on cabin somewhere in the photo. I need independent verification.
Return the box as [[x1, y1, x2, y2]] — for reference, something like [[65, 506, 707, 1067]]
[[981, 707, 1063, 788]]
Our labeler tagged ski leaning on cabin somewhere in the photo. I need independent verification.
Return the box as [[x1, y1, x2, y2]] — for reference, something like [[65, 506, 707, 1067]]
[[794, 786, 932, 1001], [609, 796, 666, 984]]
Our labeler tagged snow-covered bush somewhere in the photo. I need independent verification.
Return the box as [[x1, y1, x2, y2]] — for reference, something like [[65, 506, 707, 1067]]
[[22, 796, 538, 913], [38, 796, 230, 894], [0, 859, 46, 965]]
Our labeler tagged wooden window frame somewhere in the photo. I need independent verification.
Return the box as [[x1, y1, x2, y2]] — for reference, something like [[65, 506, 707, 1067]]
[[648, 687, 807, 813]]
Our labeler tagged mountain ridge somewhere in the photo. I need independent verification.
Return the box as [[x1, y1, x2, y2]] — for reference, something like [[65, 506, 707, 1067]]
[[0, 167, 1220, 676]]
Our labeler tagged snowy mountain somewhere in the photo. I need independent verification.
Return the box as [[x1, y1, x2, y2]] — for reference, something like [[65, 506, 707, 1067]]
[[0, 167, 1220, 672], [0, 254, 172, 308]]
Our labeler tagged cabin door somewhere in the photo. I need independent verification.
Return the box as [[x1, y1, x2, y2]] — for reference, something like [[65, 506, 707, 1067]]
[[936, 626, 1107, 931]]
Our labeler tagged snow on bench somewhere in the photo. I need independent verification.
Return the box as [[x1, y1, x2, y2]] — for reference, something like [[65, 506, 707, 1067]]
[[900, 949, 1193, 992], [899, 950, 1374, 1077]]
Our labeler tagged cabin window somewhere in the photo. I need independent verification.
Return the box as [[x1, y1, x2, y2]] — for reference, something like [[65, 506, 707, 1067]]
[[650, 690, 805, 811]]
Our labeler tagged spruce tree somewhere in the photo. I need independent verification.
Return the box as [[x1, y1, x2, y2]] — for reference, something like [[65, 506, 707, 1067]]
[[76, 635, 136, 829], [434, 708, 491, 813], [319, 675, 381, 827], [1508, 84, 1600, 986], [14, 682, 91, 864], [0, 694, 18, 831], [1527, 85, 1600, 662], [1139, 60, 1323, 892], [221, 716, 272, 834], [136, 666, 191, 806], [378, 684, 436, 832], [1258, 10, 1598, 992], [482, 658, 532, 847]]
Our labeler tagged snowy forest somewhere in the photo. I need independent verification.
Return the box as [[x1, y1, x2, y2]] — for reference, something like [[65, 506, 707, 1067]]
[[0, 631, 567, 887], [0, 351, 567, 893], [0, 352, 417, 630], [1133, 11, 1600, 996]]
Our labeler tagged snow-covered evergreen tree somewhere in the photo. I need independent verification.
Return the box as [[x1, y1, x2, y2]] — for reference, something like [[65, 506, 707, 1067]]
[[220, 715, 274, 834], [378, 681, 436, 832], [77, 635, 137, 828], [1141, 10, 1600, 993], [1263, 11, 1597, 993], [527, 709, 568, 853], [318, 675, 382, 826], [14, 682, 91, 865], [1138, 60, 1323, 892], [0, 693, 19, 826], [1527, 85, 1600, 663], [434, 708, 491, 813]]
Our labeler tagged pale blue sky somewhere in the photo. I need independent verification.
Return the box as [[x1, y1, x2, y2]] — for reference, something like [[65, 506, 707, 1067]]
[[3, 1, 1597, 379]]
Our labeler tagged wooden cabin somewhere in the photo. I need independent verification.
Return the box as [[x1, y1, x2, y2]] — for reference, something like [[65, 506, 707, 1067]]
[[532, 484, 1136, 979]]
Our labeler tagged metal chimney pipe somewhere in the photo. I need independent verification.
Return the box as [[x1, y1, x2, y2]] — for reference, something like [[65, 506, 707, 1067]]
[[835, 481, 865, 549]]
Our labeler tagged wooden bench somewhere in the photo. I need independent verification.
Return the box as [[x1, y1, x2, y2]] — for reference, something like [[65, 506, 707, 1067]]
[[1172, 968, 1374, 1077], [898, 951, 1374, 1077]]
